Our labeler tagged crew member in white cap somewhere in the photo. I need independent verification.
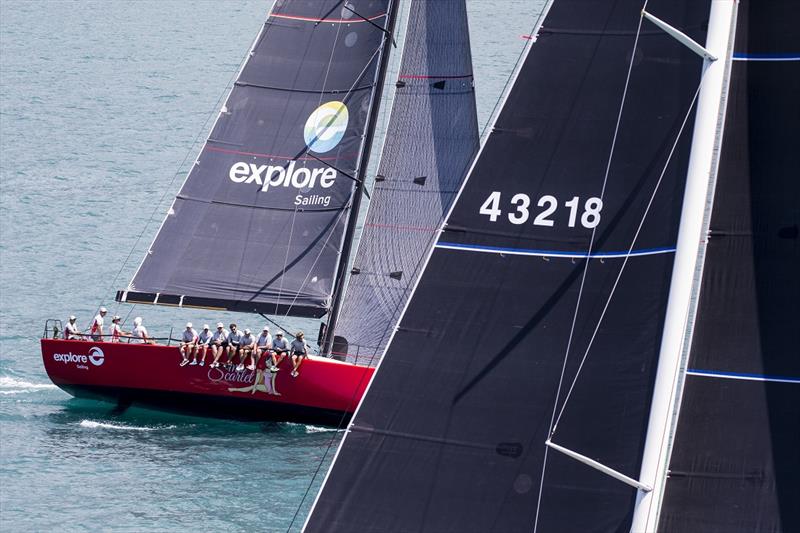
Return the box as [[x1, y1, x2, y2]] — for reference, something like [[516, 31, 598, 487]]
[[209, 322, 229, 368], [270, 331, 289, 372], [108, 316, 127, 342], [237, 328, 256, 372], [132, 317, 153, 344], [64, 315, 81, 340], [191, 324, 212, 366], [90, 307, 107, 341], [254, 326, 273, 370], [179, 322, 198, 366]]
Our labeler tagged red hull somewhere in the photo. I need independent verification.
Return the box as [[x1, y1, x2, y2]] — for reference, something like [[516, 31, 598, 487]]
[[41, 339, 373, 426]]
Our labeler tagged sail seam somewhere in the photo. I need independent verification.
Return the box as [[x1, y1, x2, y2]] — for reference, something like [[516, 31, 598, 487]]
[[175, 195, 346, 212], [269, 12, 387, 24], [234, 80, 374, 94]]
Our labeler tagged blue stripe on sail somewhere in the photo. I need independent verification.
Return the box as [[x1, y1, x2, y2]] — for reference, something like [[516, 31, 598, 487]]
[[733, 53, 800, 61], [687, 368, 800, 384], [435, 242, 676, 259]]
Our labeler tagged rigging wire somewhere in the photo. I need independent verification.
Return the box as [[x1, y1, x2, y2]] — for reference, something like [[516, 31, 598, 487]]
[[532, 3, 647, 530], [550, 79, 704, 435]]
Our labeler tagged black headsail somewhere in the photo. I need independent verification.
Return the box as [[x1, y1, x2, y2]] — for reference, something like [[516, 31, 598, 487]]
[[329, 0, 480, 362], [659, 2, 800, 531], [117, 0, 397, 318], [305, 1, 709, 531]]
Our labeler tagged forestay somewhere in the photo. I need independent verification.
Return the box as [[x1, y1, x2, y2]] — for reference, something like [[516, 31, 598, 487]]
[[332, 0, 480, 363], [659, 2, 800, 531], [118, 0, 396, 318], [304, 0, 711, 531]]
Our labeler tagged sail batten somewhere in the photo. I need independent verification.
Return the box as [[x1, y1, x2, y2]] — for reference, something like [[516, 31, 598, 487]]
[[118, 0, 398, 317]]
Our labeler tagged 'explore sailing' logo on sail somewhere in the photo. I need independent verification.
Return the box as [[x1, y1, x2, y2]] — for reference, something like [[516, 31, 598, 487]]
[[227, 101, 348, 208]]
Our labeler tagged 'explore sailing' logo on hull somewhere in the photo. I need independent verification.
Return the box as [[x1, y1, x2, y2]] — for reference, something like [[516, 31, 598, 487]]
[[227, 101, 349, 208], [52, 347, 105, 370]]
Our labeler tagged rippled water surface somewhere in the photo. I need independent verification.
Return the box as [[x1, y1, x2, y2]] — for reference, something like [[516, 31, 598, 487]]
[[0, 1, 540, 530]]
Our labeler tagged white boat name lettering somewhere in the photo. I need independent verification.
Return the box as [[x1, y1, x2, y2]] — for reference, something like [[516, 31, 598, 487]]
[[207, 367, 255, 384]]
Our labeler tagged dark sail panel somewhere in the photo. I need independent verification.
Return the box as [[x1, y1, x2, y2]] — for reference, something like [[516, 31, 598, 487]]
[[306, 1, 709, 531], [659, 1, 800, 531], [119, 0, 395, 317], [333, 0, 480, 362]]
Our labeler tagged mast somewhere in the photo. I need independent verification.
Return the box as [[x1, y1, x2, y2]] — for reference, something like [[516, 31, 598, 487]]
[[330, 0, 481, 362], [629, 2, 737, 531], [322, 0, 401, 355]]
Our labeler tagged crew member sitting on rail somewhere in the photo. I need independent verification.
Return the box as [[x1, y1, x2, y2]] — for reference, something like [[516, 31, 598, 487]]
[[64, 315, 81, 340], [108, 316, 127, 342], [254, 326, 272, 371], [290, 331, 309, 378], [90, 307, 107, 341], [132, 317, 154, 344], [237, 328, 256, 371], [179, 322, 198, 367], [191, 324, 212, 366], [226, 323, 242, 367], [209, 322, 228, 368], [271, 331, 289, 372]]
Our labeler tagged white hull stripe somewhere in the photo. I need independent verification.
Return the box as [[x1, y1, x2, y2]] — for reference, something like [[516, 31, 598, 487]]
[[435, 242, 676, 259], [687, 369, 800, 384]]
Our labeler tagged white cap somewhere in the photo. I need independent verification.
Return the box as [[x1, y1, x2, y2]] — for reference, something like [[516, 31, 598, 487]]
[[203, 324, 210, 330], [216, 322, 224, 328], [275, 331, 283, 336], [112, 315, 120, 321], [186, 322, 193, 328], [244, 328, 251, 335], [133, 317, 142, 326], [262, 325, 269, 331], [69, 315, 76, 321], [99, 307, 107, 313]]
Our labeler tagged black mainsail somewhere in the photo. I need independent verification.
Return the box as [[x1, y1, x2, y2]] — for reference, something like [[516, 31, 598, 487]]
[[118, 0, 397, 318], [330, 0, 480, 362], [658, 1, 800, 531], [305, 1, 711, 531]]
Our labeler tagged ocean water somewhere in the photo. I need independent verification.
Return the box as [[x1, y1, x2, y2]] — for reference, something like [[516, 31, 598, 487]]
[[0, 1, 541, 530]]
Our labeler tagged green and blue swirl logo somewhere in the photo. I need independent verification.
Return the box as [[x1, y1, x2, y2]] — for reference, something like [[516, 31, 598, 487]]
[[303, 101, 349, 153]]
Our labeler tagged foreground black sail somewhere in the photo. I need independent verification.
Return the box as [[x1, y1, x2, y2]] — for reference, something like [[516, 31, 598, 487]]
[[659, 1, 800, 531], [118, 0, 397, 317], [306, 0, 710, 531], [331, 0, 480, 361]]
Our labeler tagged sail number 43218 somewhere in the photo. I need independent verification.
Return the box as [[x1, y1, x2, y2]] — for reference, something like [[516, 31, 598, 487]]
[[479, 192, 603, 228]]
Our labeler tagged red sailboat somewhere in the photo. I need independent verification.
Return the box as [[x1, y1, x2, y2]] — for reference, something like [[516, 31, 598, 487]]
[[41, 337, 373, 425], [41, 0, 479, 426]]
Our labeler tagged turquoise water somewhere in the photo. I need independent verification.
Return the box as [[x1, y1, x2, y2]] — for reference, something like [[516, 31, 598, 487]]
[[0, 1, 538, 530]]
